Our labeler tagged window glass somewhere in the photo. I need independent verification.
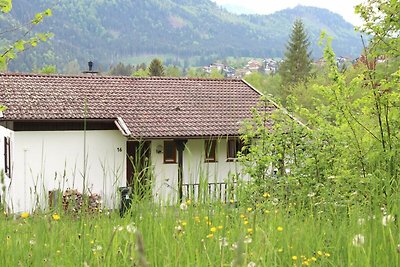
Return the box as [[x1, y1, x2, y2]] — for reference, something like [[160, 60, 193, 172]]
[[4, 136, 11, 177], [227, 138, 244, 161], [205, 140, 217, 162], [164, 141, 176, 163]]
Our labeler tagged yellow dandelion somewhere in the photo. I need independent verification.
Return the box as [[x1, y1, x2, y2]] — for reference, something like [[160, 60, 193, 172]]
[[206, 233, 213, 239], [311, 257, 317, 262], [292, 256, 298, 261], [317, 251, 323, 256], [52, 213, 61, 221], [247, 207, 253, 212], [240, 214, 245, 219], [21, 212, 29, 219], [230, 199, 235, 204], [324, 252, 331, 257], [277, 226, 283, 232], [277, 248, 283, 253], [210, 227, 217, 233], [247, 228, 253, 234], [186, 199, 192, 205], [244, 220, 249, 225], [56, 250, 61, 254], [264, 210, 270, 214], [217, 225, 223, 230], [194, 216, 200, 223], [302, 260, 310, 266], [181, 220, 187, 226], [263, 192, 270, 198]]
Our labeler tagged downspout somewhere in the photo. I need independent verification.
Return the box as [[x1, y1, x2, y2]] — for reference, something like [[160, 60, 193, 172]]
[[175, 139, 187, 203]]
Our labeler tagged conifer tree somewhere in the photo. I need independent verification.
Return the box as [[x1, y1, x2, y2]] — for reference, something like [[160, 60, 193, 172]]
[[279, 19, 312, 87], [148, 58, 165, 77]]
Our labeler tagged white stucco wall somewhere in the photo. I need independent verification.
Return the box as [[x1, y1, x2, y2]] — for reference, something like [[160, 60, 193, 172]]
[[151, 138, 247, 203], [3, 130, 249, 211], [8, 130, 126, 212], [0, 126, 13, 207]]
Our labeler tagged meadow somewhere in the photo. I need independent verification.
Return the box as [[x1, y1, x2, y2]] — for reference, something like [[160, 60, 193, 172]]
[[1, 191, 399, 266]]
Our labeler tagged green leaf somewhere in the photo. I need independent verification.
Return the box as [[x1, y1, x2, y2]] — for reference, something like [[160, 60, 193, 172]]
[[44, 8, 52, 16], [0, 0, 12, 13], [32, 13, 43, 24], [14, 40, 25, 52], [36, 33, 47, 42], [7, 49, 15, 59], [0, 57, 6, 71]]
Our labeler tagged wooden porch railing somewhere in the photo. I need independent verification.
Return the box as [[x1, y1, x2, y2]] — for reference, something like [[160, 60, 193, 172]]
[[182, 182, 238, 203]]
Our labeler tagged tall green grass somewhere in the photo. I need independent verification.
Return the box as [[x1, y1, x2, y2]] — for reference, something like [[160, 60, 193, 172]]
[[1, 195, 399, 266]]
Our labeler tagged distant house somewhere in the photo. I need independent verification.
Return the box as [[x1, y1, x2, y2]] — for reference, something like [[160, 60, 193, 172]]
[[246, 60, 262, 72], [203, 63, 236, 78], [0, 73, 276, 212], [263, 58, 280, 74]]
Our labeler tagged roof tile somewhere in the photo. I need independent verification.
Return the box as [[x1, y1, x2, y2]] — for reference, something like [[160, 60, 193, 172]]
[[0, 73, 274, 138]]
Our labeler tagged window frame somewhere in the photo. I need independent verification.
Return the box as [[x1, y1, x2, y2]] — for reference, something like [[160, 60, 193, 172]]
[[4, 136, 11, 177], [163, 140, 177, 164], [205, 139, 217, 163], [227, 138, 243, 162]]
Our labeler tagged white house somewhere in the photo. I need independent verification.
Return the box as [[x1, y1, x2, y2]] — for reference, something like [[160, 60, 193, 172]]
[[0, 73, 276, 212]]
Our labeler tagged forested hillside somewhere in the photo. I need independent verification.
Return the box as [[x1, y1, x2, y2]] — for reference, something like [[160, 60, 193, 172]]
[[2, 0, 362, 72]]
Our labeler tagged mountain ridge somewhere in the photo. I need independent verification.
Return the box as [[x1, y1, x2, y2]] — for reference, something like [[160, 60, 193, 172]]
[[2, 0, 363, 72]]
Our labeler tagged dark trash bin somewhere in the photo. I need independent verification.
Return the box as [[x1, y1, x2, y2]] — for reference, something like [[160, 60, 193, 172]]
[[119, 186, 132, 217]]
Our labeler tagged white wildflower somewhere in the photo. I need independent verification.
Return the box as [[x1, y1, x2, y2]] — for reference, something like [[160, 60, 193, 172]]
[[126, 223, 137, 234], [179, 202, 188, 211], [174, 225, 183, 233], [352, 234, 365, 247], [29, 239, 36, 245], [357, 218, 366, 225], [244, 236, 252, 244], [92, 245, 102, 252], [307, 192, 316, 198], [113, 225, 124, 232], [271, 198, 279, 206], [382, 215, 395, 226], [247, 261, 256, 267], [231, 242, 238, 250], [219, 237, 229, 248]]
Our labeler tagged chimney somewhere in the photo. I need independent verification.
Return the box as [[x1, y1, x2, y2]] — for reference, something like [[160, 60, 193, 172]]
[[82, 61, 98, 75]]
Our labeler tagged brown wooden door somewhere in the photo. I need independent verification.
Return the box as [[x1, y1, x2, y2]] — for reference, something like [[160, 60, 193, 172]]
[[126, 141, 151, 197]]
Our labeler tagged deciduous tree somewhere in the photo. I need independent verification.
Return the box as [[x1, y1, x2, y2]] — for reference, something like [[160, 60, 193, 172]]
[[0, 0, 52, 110]]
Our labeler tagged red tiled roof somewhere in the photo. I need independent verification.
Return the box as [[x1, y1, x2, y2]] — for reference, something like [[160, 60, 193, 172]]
[[0, 73, 275, 138]]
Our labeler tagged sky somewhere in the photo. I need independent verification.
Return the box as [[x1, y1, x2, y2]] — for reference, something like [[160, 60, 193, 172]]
[[211, 0, 365, 26]]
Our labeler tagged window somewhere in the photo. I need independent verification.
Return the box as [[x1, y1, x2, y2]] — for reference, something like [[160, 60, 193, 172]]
[[205, 140, 217, 162], [163, 141, 176, 163], [227, 138, 244, 161], [4, 136, 10, 177]]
